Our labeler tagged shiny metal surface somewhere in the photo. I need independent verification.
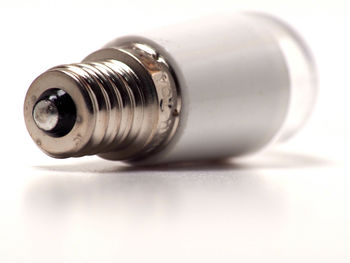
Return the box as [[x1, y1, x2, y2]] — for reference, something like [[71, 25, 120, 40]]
[[33, 99, 59, 131], [24, 43, 180, 161]]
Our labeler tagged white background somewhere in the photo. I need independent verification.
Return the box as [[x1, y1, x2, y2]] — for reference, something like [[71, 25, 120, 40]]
[[0, 0, 349, 262]]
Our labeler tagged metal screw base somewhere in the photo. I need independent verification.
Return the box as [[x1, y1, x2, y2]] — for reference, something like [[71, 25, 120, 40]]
[[24, 43, 181, 161]]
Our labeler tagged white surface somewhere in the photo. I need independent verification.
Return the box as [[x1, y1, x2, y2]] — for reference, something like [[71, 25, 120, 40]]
[[113, 13, 310, 163], [0, 1, 350, 262]]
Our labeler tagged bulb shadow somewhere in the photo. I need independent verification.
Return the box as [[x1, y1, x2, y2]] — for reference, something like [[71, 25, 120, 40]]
[[34, 150, 331, 174], [24, 151, 331, 220]]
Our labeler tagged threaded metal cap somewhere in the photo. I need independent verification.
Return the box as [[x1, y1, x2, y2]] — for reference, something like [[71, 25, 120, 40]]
[[24, 43, 181, 161]]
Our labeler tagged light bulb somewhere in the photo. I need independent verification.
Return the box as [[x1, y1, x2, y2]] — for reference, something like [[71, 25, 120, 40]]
[[24, 13, 317, 165]]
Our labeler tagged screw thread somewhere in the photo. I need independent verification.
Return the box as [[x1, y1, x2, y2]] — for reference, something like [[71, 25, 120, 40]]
[[24, 44, 180, 161], [51, 59, 145, 157]]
